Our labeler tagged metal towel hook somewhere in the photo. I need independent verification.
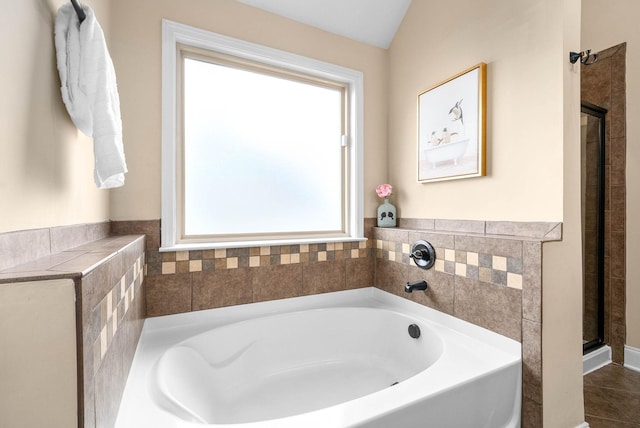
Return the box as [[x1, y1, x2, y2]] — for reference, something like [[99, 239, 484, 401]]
[[569, 50, 598, 65], [70, 0, 86, 23]]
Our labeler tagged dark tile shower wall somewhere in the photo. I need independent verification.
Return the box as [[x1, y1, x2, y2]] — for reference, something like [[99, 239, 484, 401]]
[[582, 43, 627, 363]]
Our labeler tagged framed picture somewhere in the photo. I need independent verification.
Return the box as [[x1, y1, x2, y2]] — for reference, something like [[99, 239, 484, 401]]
[[417, 63, 486, 183]]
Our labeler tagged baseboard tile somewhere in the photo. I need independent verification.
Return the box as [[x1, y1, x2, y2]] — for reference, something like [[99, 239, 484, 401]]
[[625, 345, 640, 373], [583, 345, 611, 375]]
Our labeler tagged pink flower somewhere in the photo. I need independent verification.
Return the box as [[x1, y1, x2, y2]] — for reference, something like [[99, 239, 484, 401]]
[[376, 184, 393, 199]]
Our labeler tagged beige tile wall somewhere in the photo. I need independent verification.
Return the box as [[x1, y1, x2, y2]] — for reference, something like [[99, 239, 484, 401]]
[[0, 230, 146, 428], [0, 218, 554, 427], [111, 220, 376, 317], [0, 222, 111, 271], [111, 218, 557, 428], [90, 255, 144, 376], [80, 238, 146, 428], [372, 224, 548, 428]]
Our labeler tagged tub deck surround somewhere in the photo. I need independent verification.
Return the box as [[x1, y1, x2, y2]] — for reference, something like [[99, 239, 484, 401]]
[[0, 233, 146, 428], [111, 218, 559, 428], [0, 234, 144, 282], [373, 220, 561, 428], [116, 288, 521, 428]]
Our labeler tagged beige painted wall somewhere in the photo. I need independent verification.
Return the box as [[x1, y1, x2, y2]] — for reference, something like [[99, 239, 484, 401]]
[[108, 0, 389, 222], [541, 2, 585, 427], [581, 0, 640, 350], [1, 1, 594, 424], [389, 0, 584, 426], [0, 0, 111, 234], [0, 279, 77, 428], [388, 0, 565, 222]]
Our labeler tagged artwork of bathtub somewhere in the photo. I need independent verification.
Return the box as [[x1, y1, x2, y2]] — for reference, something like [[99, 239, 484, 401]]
[[115, 288, 521, 428], [422, 137, 470, 168]]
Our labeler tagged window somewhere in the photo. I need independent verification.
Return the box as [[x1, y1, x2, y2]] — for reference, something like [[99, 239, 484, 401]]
[[161, 20, 364, 250]]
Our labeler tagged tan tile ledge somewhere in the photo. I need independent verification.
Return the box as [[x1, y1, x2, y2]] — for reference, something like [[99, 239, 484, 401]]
[[379, 219, 562, 242], [0, 235, 146, 284]]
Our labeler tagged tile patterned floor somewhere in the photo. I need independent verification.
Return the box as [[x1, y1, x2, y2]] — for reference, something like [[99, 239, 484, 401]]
[[584, 364, 640, 427]]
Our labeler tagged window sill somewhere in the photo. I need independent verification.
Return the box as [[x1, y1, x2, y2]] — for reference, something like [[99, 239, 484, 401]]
[[160, 236, 368, 252]]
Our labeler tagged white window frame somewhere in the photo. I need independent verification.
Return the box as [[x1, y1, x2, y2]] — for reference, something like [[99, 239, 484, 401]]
[[161, 20, 364, 251]]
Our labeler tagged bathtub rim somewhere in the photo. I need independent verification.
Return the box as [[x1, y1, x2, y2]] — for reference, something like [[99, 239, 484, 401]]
[[140, 287, 520, 356]]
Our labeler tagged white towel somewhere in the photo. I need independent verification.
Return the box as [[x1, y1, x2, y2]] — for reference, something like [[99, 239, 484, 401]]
[[54, 3, 127, 189]]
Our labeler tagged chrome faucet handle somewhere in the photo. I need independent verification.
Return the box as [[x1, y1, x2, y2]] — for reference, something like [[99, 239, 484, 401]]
[[410, 249, 425, 260], [409, 240, 436, 270]]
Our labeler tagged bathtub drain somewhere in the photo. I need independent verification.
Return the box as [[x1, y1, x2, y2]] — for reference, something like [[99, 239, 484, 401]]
[[390, 381, 399, 386], [408, 323, 421, 339]]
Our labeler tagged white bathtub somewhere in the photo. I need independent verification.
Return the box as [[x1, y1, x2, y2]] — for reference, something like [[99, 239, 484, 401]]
[[115, 288, 521, 428]]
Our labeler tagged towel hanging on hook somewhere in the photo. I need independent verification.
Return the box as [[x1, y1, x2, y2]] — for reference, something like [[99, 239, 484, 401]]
[[54, 2, 128, 188], [70, 0, 86, 23]]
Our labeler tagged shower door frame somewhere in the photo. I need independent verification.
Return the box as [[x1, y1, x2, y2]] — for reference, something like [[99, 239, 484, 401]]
[[581, 101, 607, 355]]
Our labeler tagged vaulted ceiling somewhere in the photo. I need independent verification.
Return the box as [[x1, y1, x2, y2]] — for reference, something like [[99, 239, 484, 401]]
[[235, 0, 412, 48]]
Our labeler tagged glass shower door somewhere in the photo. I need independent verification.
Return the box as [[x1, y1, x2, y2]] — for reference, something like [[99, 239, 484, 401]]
[[581, 102, 606, 354]]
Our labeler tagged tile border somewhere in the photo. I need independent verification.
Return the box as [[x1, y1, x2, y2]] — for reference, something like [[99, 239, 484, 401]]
[[91, 254, 145, 374], [374, 238, 523, 289], [158, 241, 371, 275]]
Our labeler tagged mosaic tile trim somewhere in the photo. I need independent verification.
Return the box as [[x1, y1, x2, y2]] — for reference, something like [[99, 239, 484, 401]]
[[160, 241, 370, 275], [375, 239, 523, 290], [92, 254, 145, 373]]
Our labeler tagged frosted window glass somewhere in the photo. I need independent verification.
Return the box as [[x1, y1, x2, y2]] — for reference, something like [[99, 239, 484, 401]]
[[183, 58, 344, 236]]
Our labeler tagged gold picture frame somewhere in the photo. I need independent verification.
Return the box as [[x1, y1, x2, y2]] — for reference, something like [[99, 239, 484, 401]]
[[417, 63, 486, 183]]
